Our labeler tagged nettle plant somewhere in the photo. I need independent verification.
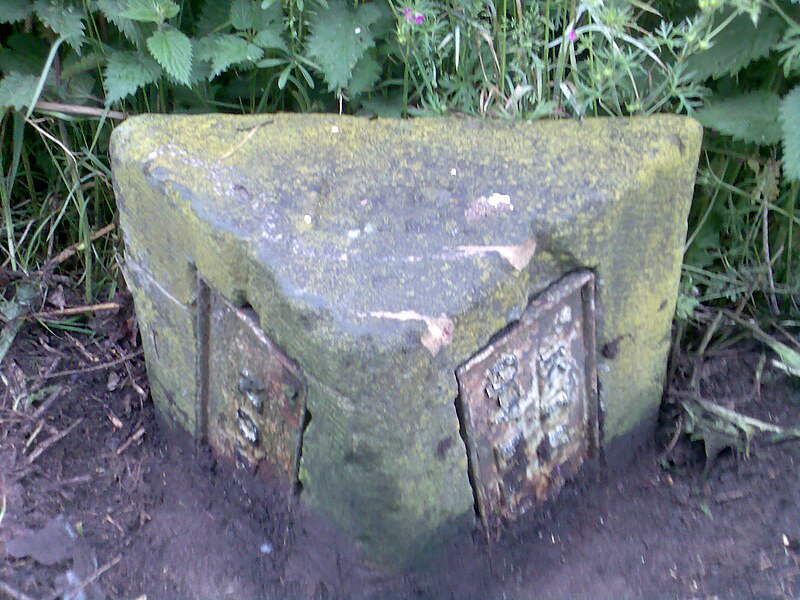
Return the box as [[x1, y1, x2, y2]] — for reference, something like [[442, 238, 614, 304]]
[[0, 0, 395, 114], [0, 0, 786, 119], [0, 0, 798, 308], [679, 0, 800, 321]]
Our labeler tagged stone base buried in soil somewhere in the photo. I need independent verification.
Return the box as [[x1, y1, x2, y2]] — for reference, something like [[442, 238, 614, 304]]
[[111, 113, 702, 566]]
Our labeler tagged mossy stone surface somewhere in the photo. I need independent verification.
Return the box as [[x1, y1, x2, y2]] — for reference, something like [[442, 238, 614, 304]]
[[111, 113, 701, 566]]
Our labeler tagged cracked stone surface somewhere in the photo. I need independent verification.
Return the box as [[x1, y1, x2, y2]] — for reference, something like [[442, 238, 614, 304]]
[[111, 113, 702, 566]]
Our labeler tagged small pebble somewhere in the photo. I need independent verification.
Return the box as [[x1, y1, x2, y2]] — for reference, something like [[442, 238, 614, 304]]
[[303, 214, 312, 224], [331, 126, 339, 134], [260, 542, 273, 555]]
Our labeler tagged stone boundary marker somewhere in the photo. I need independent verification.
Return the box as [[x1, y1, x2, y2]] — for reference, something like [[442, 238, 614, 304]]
[[111, 114, 702, 567]]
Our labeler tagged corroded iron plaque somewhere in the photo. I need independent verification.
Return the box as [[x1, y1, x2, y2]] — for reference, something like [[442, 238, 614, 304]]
[[206, 291, 307, 486], [456, 271, 598, 528]]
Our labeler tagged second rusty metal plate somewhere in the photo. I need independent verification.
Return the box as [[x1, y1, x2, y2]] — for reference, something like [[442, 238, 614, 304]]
[[206, 290, 307, 486], [456, 271, 598, 528]]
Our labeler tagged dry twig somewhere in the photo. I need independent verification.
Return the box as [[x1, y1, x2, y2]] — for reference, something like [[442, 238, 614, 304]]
[[41, 350, 143, 380], [44, 555, 122, 600], [219, 120, 273, 160], [0, 580, 36, 600], [45, 223, 116, 268], [116, 426, 145, 455], [34, 101, 128, 120], [27, 418, 83, 464], [29, 388, 64, 421], [30, 302, 121, 321]]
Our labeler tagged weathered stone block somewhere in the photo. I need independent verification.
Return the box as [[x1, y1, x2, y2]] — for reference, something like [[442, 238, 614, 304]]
[[123, 260, 199, 436], [111, 113, 701, 566]]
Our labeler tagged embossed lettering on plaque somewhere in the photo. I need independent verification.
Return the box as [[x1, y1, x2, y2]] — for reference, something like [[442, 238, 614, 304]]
[[456, 271, 598, 527], [205, 291, 307, 486]]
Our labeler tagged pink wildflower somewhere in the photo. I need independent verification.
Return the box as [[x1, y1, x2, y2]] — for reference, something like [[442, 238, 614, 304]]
[[567, 27, 577, 43], [402, 7, 425, 25]]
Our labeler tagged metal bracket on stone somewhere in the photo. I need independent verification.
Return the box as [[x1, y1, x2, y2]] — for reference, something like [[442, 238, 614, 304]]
[[204, 289, 307, 486], [456, 271, 598, 529]]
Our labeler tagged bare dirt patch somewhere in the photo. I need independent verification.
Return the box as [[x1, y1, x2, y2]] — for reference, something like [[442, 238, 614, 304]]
[[1, 302, 798, 599]]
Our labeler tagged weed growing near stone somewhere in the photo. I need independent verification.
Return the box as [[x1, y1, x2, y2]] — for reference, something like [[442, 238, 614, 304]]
[[0, 0, 797, 328]]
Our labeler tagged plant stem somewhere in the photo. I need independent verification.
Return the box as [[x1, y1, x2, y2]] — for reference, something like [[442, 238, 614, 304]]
[[787, 182, 797, 287], [403, 40, 410, 117], [500, 0, 507, 97]]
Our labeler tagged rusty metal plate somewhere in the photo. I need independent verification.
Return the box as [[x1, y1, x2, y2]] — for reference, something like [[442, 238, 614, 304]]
[[456, 271, 598, 528], [205, 291, 307, 487]]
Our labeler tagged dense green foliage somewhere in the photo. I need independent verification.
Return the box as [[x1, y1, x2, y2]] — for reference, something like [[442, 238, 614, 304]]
[[0, 0, 798, 327]]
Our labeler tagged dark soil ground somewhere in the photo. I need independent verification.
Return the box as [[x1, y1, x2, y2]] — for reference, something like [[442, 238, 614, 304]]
[[1, 293, 799, 600]]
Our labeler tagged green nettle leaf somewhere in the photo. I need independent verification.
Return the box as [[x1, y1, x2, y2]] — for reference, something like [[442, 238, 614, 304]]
[[0, 33, 50, 76], [59, 72, 95, 102], [305, 0, 378, 92], [186, 41, 214, 85], [347, 52, 381, 95], [230, 0, 258, 30], [104, 50, 162, 103], [196, 0, 231, 35], [776, 26, 800, 77], [254, 26, 287, 51], [694, 91, 782, 146], [252, 0, 283, 30], [360, 94, 404, 118], [355, 2, 386, 33], [194, 34, 221, 61], [198, 34, 263, 78], [0, 0, 33, 23], [0, 72, 39, 111], [33, 0, 85, 49], [686, 13, 783, 81], [780, 86, 800, 181], [121, 0, 179, 23], [146, 29, 193, 84], [96, 0, 146, 46]]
